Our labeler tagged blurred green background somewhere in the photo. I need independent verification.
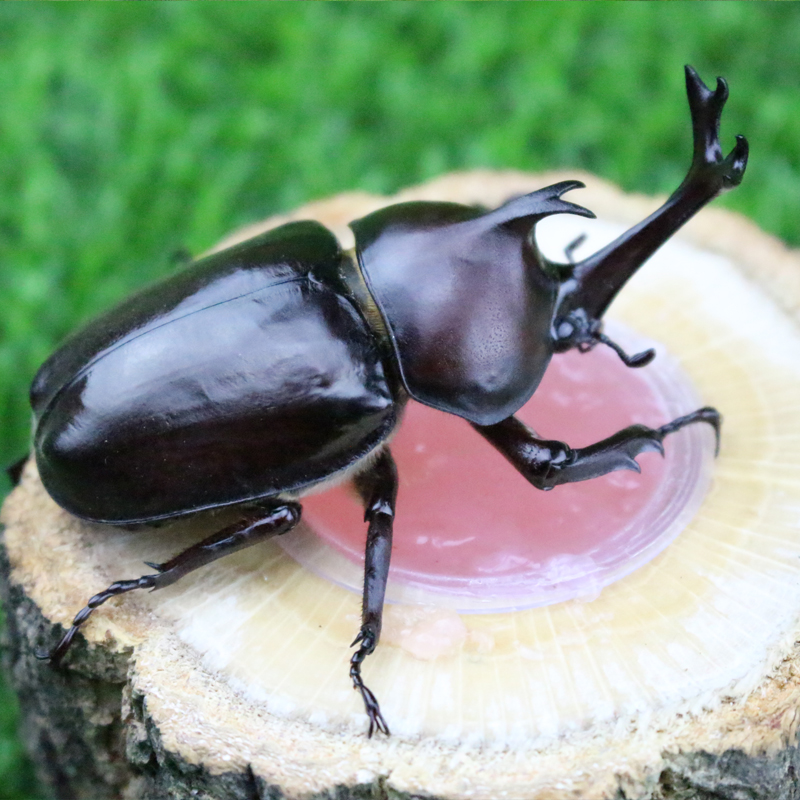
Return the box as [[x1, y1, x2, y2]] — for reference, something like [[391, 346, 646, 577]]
[[1, 3, 798, 797]]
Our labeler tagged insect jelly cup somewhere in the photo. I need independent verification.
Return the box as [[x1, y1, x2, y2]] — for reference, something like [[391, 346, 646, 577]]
[[282, 322, 715, 614]]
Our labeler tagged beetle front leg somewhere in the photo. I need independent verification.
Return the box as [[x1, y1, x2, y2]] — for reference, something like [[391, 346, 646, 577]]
[[555, 66, 748, 340], [472, 407, 720, 490], [37, 500, 301, 666], [349, 448, 398, 737]]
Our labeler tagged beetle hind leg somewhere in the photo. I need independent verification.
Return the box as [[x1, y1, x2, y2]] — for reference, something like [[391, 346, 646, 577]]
[[37, 500, 301, 666], [349, 448, 398, 737], [657, 406, 721, 455], [472, 406, 720, 491]]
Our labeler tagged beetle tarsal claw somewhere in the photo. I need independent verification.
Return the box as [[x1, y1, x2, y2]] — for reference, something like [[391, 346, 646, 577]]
[[353, 678, 390, 738], [350, 631, 389, 736], [657, 406, 722, 456]]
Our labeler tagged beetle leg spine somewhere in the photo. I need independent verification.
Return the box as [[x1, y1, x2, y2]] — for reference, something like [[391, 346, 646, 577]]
[[473, 407, 721, 490], [38, 501, 302, 667]]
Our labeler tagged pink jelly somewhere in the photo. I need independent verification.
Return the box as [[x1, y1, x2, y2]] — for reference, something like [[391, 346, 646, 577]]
[[281, 325, 713, 611]]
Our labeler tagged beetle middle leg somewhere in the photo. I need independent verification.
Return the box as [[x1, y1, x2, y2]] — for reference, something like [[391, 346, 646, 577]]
[[472, 407, 720, 491], [37, 499, 301, 666], [349, 448, 398, 737]]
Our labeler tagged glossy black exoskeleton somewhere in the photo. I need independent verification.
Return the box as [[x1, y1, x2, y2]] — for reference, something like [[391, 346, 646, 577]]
[[23, 67, 747, 737]]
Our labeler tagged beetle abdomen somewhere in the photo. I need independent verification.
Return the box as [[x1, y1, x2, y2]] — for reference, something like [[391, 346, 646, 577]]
[[33, 223, 397, 524]]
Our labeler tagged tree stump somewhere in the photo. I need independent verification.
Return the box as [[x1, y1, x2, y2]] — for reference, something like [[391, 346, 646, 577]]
[[3, 171, 800, 800]]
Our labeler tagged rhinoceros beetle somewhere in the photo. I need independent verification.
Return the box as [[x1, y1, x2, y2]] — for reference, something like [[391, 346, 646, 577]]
[[20, 66, 746, 737]]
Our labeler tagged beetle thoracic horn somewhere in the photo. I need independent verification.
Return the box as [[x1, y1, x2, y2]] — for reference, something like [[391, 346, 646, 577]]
[[485, 180, 595, 230]]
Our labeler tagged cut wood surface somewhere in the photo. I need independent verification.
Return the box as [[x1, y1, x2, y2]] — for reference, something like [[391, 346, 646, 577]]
[[2, 171, 800, 800]]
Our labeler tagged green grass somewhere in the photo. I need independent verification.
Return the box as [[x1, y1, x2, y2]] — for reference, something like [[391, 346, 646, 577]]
[[1, 4, 799, 797]]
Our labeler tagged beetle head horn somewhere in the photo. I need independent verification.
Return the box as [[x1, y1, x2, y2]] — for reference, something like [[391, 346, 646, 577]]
[[484, 181, 595, 230]]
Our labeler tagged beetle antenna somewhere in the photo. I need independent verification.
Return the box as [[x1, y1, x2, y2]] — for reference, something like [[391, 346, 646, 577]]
[[591, 331, 656, 368]]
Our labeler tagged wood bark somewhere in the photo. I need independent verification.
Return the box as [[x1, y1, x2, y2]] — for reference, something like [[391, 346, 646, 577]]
[[3, 171, 800, 800]]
